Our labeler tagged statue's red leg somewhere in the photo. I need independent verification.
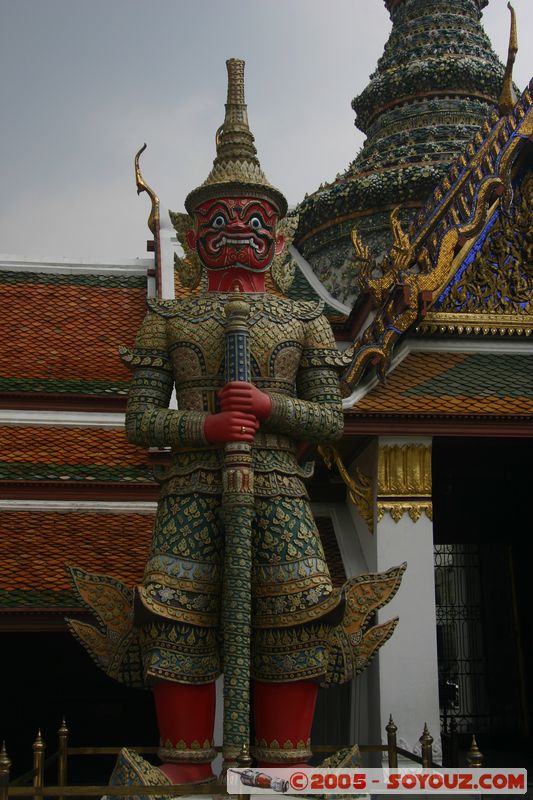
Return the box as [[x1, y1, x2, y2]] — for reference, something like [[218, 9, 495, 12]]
[[153, 680, 216, 784], [253, 679, 318, 767]]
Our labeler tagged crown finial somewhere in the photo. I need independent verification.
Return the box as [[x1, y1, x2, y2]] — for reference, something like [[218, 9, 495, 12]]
[[214, 60, 258, 165], [184, 59, 287, 217]]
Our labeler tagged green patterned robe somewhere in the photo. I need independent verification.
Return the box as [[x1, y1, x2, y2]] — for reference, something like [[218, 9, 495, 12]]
[[123, 292, 344, 685]]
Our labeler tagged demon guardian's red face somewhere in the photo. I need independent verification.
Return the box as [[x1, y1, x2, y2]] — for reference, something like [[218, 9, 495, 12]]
[[187, 197, 283, 272]]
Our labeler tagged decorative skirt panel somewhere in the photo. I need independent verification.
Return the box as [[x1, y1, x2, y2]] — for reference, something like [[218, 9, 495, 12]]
[[135, 491, 339, 683], [67, 492, 405, 689], [138, 618, 333, 685]]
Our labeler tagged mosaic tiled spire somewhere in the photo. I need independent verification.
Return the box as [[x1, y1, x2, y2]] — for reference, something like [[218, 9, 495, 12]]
[[295, 0, 509, 306]]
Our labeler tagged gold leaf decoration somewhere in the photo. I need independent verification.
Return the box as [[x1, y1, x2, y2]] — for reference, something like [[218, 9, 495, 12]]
[[271, 214, 299, 293], [169, 209, 202, 290], [319, 444, 374, 533], [439, 175, 533, 316], [377, 444, 433, 524]]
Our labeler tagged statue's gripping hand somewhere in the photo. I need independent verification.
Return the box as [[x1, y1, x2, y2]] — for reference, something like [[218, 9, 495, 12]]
[[203, 409, 259, 444], [203, 381, 271, 444], [218, 381, 272, 422]]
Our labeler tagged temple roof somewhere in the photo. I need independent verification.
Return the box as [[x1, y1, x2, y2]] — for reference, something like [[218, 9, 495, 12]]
[[0, 256, 159, 624], [340, 79, 533, 397], [0, 511, 345, 619], [418, 171, 533, 338], [0, 425, 153, 484], [347, 350, 533, 418], [0, 510, 152, 610], [0, 266, 147, 408], [295, 0, 508, 306]]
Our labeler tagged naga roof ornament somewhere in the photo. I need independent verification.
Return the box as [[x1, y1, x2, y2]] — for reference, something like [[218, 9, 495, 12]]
[[498, 2, 519, 115], [184, 59, 287, 218]]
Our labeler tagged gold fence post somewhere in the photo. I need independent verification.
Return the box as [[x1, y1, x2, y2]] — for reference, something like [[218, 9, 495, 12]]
[[236, 742, 252, 800], [386, 715, 398, 768], [466, 735, 483, 767], [0, 742, 11, 800], [32, 730, 45, 800], [57, 718, 68, 800], [419, 723, 433, 768]]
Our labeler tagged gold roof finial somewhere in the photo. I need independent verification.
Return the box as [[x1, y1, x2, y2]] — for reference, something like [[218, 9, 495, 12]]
[[351, 226, 371, 265], [389, 206, 412, 271], [134, 143, 160, 235], [185, 59, 287, 216], [498, 2, 518, 115]]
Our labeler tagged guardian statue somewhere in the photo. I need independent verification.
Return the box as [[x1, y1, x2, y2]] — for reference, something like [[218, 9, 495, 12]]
[[69, 59, 404, 790]]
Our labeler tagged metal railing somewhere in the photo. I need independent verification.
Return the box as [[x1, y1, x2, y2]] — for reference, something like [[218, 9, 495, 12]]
[[0, 716, 484, 799]]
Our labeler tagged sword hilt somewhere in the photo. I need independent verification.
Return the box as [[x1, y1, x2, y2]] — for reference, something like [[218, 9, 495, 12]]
[[224, 293, 251, 384]]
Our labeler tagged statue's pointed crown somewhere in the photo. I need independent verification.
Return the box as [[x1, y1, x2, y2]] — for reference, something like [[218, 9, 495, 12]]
[[185, 59, 287, 217]]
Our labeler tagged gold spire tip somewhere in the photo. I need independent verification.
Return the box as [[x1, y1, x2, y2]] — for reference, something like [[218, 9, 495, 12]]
[[184, 58, 287, 217], [498, 3, 518, 115]]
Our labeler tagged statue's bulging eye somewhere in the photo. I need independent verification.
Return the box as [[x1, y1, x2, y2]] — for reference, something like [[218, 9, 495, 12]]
[[250, 215, 263, 230], [212, 214, 226, 229]]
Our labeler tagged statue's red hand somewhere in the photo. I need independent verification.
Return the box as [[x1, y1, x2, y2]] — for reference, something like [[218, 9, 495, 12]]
[[218, 381, 272, 422], [204, 411, 259, 444]]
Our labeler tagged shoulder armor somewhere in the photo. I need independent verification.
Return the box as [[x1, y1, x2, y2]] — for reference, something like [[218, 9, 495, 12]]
[[254, 296, 324, 324], [299, 346, 351, 371], [118, 345, 173, 372], [292, 299, 325, 321], [146, 298, 182, 319], [147, 294, 324, 324], [148, 296, 225, 323]]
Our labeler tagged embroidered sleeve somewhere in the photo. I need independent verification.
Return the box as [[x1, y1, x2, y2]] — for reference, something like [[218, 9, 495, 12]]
[[264, 314, 344, 443], [123, 312, 208, 449]]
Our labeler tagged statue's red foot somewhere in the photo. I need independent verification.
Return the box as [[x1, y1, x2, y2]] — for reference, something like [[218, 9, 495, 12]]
[[159, 762, 215, 785], [153, 680, 217, 785], [256, 762, 310, 768], [253, 679, 318, 766]]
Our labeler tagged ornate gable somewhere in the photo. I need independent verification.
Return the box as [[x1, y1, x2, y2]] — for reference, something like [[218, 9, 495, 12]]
[[419, 172, 533, 336], [341, 79, 533, 395]]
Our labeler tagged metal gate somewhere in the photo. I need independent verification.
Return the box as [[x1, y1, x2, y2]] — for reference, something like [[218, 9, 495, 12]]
[[435, 543, 490, 734]]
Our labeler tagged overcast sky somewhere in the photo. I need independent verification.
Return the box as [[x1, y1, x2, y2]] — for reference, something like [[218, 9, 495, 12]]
[[1, 0, 531, 262]]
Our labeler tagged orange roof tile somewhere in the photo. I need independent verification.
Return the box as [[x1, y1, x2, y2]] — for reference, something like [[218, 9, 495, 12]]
[[0, 279, 146, 384], [0, 426, 153, 482], [0, 511, 346, 608], [0, 426, 145, 466], [350, 352, 533, 417], [0, 511, 153, 603]]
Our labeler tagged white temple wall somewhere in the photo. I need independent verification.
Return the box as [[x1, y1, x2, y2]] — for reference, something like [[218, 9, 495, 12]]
[[335, 435, 441, 761], [375, 491, 441, 761]]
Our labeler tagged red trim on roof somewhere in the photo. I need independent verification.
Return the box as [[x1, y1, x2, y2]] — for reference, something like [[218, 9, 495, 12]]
[[344, 415, 533, 437], [0, 392, 127, 412], [0, 480, 159, 500], [0, 612, 89, 632]]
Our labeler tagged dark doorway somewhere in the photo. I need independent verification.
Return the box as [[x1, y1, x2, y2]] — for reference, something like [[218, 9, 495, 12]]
[[0, 630, 351, 783], [312, 683, 352, 755], [0, 631, 157, 782], [432, 436, 532, 767]]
